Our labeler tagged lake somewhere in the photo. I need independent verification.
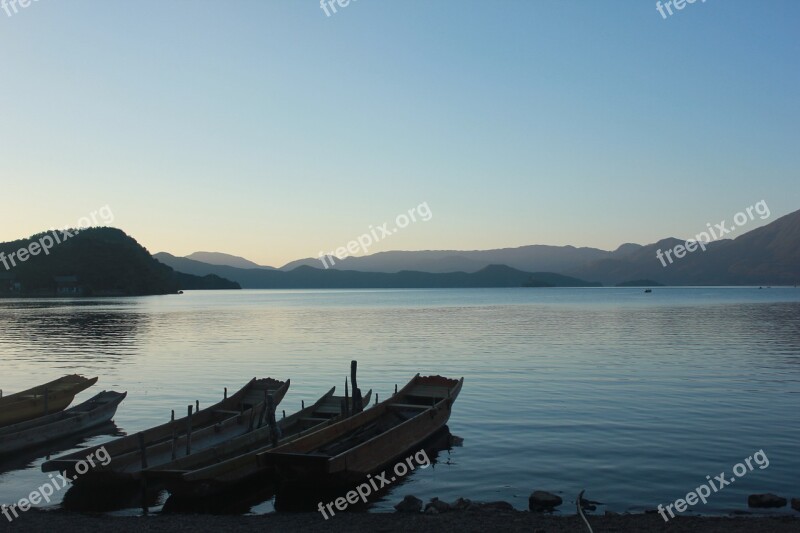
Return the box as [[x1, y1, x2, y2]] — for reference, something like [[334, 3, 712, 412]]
[[1, 287, 798, 516]]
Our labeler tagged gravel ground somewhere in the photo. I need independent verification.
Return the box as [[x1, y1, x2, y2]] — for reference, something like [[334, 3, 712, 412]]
[[2, 510, 798, 533]]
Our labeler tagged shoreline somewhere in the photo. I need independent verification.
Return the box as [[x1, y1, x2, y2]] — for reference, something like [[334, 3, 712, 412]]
[[2, 509, 798, 532]]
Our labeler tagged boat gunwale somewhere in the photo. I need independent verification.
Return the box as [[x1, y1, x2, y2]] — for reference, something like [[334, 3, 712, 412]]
[[41, 377, 287, 474]]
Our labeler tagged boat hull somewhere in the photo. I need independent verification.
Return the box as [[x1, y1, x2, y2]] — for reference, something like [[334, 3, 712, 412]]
[[153, 389, 372, 499], [42, 377, 288, 485], [0, 375, 98, 427], [0, 391, 126, 456], [259, 375, 463, 490]]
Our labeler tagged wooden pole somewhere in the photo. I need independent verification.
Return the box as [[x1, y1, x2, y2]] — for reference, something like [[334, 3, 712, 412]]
[[196, 400, 200, 413], [171, 410, 175, 422], [138, 433, 148, 469], [224, 387, 227, 399], [351, 360, 363, 414], [186, 405, 193, 455], [344, 378, 350, 417]]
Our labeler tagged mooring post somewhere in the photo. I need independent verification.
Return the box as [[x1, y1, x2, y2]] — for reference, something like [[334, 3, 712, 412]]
[[351, 360, 363, 414], [196, 399, 199, 413], [171, 409, 175, 422], [224, 387, 227, 399], [186, 405, 193, 455], [344, 377, 350, 417], [138, 432, 148, 469]]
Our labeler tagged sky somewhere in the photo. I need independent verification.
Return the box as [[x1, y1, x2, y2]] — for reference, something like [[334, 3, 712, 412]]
[[1, 0, 798, 267]]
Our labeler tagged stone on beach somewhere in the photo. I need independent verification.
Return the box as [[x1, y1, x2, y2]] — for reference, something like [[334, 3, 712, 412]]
[[395, 495, 424, 513], [748, 493, 787, 508], [529, 490, 563, 512], [452, 497, 472, 510], [425, 497, 452, 513], [477, 501, 515, 512]]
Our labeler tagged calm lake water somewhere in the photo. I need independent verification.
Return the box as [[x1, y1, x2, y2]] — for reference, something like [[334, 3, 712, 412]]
[[1, 288, 799, 516]]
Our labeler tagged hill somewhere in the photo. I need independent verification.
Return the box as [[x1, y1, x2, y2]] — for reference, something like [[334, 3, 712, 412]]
[[0, 228, 240, 296], [568, 209, 800, 285]]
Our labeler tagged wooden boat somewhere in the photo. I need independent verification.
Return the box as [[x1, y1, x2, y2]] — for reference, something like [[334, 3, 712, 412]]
[[147, 387, 372, 498], [257, 374, 462, 488], [41, 377, 288, 486], [0, 391, 126, 456], [0, 375, 98, 427]]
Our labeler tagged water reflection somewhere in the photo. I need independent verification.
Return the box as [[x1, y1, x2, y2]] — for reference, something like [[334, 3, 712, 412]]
[[0, 301, 147, 371], [0, 423, 122, 477]]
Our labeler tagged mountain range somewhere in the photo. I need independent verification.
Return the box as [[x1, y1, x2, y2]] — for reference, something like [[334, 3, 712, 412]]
[[157, 208, 800, 287]]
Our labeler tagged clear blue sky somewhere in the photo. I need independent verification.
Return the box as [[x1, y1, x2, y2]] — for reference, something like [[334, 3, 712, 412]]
[[1, 0, 797, 266]]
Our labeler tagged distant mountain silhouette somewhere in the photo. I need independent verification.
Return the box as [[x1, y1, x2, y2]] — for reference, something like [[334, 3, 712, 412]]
[[157, 207, 800, 287], [186, 251, 273, 270], [278, 245, 612, 273], [0, 228, 239, 297], [569, 209, 800, 285], [153, 253, 600, 288]]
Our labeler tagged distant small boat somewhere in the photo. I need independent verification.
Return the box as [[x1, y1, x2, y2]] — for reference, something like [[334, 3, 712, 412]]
[[258, 374, 463, 488], [644, 289, 652, 293], [0, 375, 98, 428], [149, 387, 372, 499], [0, 391, 126, 456], [42, 377, 289, 486]]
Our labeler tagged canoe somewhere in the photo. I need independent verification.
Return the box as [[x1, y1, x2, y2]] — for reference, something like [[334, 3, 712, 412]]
[[0, 391, 126, 456], [257, 374, 462, 488], [0, 375, 98, 427], [41, 377, 289, 486], [148, 387, 372, 499]]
